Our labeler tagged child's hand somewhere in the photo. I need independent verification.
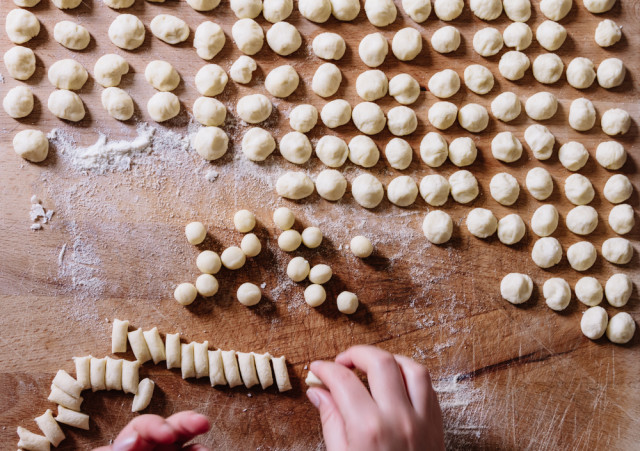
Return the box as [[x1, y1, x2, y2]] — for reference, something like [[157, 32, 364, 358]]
[[307, 345, 445, 451]]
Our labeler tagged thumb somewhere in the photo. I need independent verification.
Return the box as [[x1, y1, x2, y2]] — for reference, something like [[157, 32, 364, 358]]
[[306, 388, 347, 451]]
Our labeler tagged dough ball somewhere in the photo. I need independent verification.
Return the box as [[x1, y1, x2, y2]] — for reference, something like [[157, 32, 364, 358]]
[[313, 32, 346, 60], [241, 233, 262, 257], [3, 86, 34, 118], [263, 0, 293, 22], [147, 92, 180, 122], [581, 307, 608, 339], [473, 27, 503, 57], [464, 64, 494, 95], [558, 141, 589, 171], [94, 54, 129, 88], [524, 124, 555, 160], [52, 0, 82, 8], [566, 58, 596, 90], [273, 207, 295, 230], [195, 64, 228, 96], [566, 205, 597, 236], [387, 176, 418, 206], [402, 0, 431, 22], [532, 53, 564, 84], [575, 277, 603, 306], [384, 138, 412, 170], [364, 0, 398, 26], [532, 237, 562, 268], [503, 22, 532, 51], [597, 58, 625, 89], [3, 46, 35, 80], [351, 235, 373, 257], [290, 104, 318, 132], [490, 173, 520, 206], [526, 167, 554, 201], [491, 132, 523, 163], [316, 169, 347, 201], [498, 214, 526, 245], [237, 94, 272, 124], [229, 56, 257, 84], [48, 59, 88, 90], [6, 9, 40, 44], [101, 87, 134, 121], [389, 74, 420, 105], [428, 69, 460, 99], [279, 132, 312, 164], [428, 102, 458, 130], [265, 65, 299, 98], [237, 283, 261, 306], [234, 210, 256, 233], [458, 104, 489, 133], [387, 106, 417, 137], [449, 170, 479, 204], [606, 312, 636, 344], [185, 221, 207, 245], [564, 174, 594, 205], [499, 51, 530, 81], [359, 33, 388, 67], [103, 0, 135, 7], [309, 265, 332, 285], [54, 20, 90, 50], [605, 273, 632, 307], [299, 0, 332, 23], [196, 274, 219, 297], [352, 102, 386, 135], [356, 70, 388, 101], [242, 127, 275, 161], [431, 26, 461, 54], [500, 273, 533, 304], [174, 283, 197, 306], [193, 21, 225, 60], [595, 19, 622, 47], [48, 89, 85, 122], [337, 291, 359, 314], [330, 0, 361, 20], [348, 135, 380, 167], [531, 204, 558, 237], [266, 21, 301, 56], [321, 100, 351, 129], [540, 0, 572, 20], [466, 208, 497, 238], [536, 20, 567, 51], [448, 137, 477, 167], [602, 237, 632, 264], [13, 129, 48, 163], [14, 0, 42, 5], [525, 92, 558, 121], [276, 172, 314, 199], [422, 210, 453, 244], [503, 0, 531, 22], [305, 284, 327, 307], [150, 14, 189, 44], [221, 246, 246, 269], [316, 135, 349, 167], [470, 0, 502, 20], [196, 250, 221, 274], [604, 174, 632, 204], [193, 97, 227, 127], [584, 0, 616, 13], [352, 173, 384, 208], [287, 256, 309, 281], [543, 278, 571, 311], [491, 92, 521, 122], [601, 108, 631, 136], [420, 133, 448, 168], [419, 174, 450, 208], [232, 19, 264, 55], [312, 63, 342, 98], [392, 27, 422, 61], [568, 98, 596, 131], [301, 227, 323, 249], [434, 0, 463, 20], [608, 204, 634, 235], [567, 241, 597, 271], [230, 0, 262, 18], [109, 14, 145, 50], [595, 141, 626, 170], [145, 60, 180, 92]]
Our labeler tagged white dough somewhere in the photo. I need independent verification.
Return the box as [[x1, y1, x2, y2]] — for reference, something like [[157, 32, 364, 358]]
[[237, 283, 261, 306], [145, 61, 180, 92], [352, 102, 386, 135], [273, 207, 295, 230], [337, 291, 359, 314], [331, 0, 361, 20], [237, 94, 272, 124], [356, 70, 388, 101], [105, 357, 123, 390], [56, 406, 89, 430], [48, 90, 85, 122], [602, 237, 633, 264], [420, 132, 448, 167], [604, 174, 632, 204], [299, 0, 332, 23], [231, 0, 262, 18], [208, 349, 226, 386], [595, 19, 622, 47], [492, 132, 523, 163], [3, 46, 36, 80], [601, 108, 631, 136], [387, 176, 418, 206], [349, 136, 380, 168], [221, 246, 246, 269], [265, 65, 299, 98], [566, 58, 596, 89], [279, 132, 312, 164], [309, 264, 333, 284], [532, 237, 562, 268], [566, 205, 598, 235], [567, 241, 597, 271], [448, 137, 476, 167], [536, 21, 567, 51], [109, 14, 144, 50], [423, 210, 453, 244], [234, 210, 256, 233], [194, 22, 225, 60], [321, 100, 351, 129], [302, 227, 323, 248], [464, 65, 494, 95], [499, 51, 530, 81], [237, 352, 259, 387], [104, 0, 135, 7], [524, 125, 555, 160], [559, 142, 589, 171], [316, 135, 349, 167], [312, 63, 342, 98], [316, 169, 347, 201], [402, 0, 431, 22], [276, 172, 314, 199], [568, 98, 596, 131], [6, 9, 40, 44], [196, 274, 219, 297], [596, 141, 626, 170], [470, 0, 502, 20], [420, 174, 450, 206], [147, 92, 180, 122], [387, 106, 417, 136], [434, 0, 463, 20], [491, 92, 521, 122], [581, 307, 608, 340], [52, 369, 83, 398], [597, 58, 625, 89], [252, 352, 273, 389], [364, 0, 398, 27], [150, 14, 189, 45], [543, 278, 571, 311], [605, 273, 632, 307], [490, 173, 520, 206], [503, 22, 532, 51], [449, 170, 479, 204], [584, 0, 616, 13], [606, 312, 636, 344], [35, 409, 65, 447], [428, 102, 458, 130], [458, 104, 489, 133], [526, 167, 554, 201], [242, 127, 275, 161], [359, 33, 388, 67], [392, 27, 422, 61], [13, 130, 48, 163], [185, 221, 207, 244], [221, 350, 242, 387], [564, 174, 594, 205], [193, 126, 228, 161], [174, 283, 197, 305], [305, 284, 327, 307], [608, 204, 634, 235], [540, 0, 572, 20], [241, 233, 262, 257], [267, 22, 301, 56], [195, 64, 228, 96], [232, 19, 264, 55], [287, 256, 310, 281], [431, 26, 461, 54], [89, 357, 107, 392], [351, 173, 384, 208], [52, 0, 82, 7], [575, 277, 603, 306], [128, 329, 152, 363], [17, 426, 50, 451], [385, 138, 413, 170], [290, 104, 318, 132], [272, 356, 292, 392], [54, 21, 90, 50], [132, 378, 155, 412], [313, 33, 346, 60], [501, 273, 533, 304], [531, 204, 559, 237], [112, 319, 129, 353], [498, 214, 526, 245], [428, 69, 460, 99], [466, 208, 497, 238], [48, 59, 88, 90], [473, 28, 503, 57], [533, 53, 564, 84], [94, 54, 129, 88], [73, 356, 91, 390], [525, 92, 558, 121]]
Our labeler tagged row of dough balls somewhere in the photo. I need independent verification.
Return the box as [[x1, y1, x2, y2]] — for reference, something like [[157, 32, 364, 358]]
[[529, 235, 633, 270]]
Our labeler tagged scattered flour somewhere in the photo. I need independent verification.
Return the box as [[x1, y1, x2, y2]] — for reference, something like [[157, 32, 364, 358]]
[[29, 197, 54, 231]]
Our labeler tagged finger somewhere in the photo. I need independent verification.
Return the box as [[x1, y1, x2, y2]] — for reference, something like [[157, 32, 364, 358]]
[[335, 345, 411, 411], [306, 388, 348, 451], [393, 355, 435, 419], [165, 411, 211, 445], [112, 415, 175, 450]]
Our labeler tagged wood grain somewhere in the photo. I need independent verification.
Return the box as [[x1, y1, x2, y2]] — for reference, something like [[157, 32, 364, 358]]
[[0, 0, 638, 449]]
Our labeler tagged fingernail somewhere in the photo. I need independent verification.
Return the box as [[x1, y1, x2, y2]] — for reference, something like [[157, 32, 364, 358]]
[[306, 389, 320, 408], [113, 432, 139, 451]]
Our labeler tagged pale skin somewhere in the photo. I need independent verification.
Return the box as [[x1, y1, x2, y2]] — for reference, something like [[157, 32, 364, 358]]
[[96, 346, 445, 451]]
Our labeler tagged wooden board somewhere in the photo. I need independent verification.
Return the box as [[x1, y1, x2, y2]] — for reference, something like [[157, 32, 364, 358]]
[[0, 0, 638, 449]]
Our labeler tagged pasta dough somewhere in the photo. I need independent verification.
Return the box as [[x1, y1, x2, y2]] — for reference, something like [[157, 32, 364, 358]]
[[143, 327, 166, 364], [253, 353, 274, 389], [222, 350, 243, 388], [606, 312, 635, 344], [581, 307, 608, 340], [181, 343, 196, 379], [122, 360, 140, 394], [55, 406, 89, 430], [150, 14, 189, 44], [48, 385, 83, 411], [500, 273, 533, 304], [575, 277, 603, 306], [6, 9, 40, 44], [208, 349, 227, 386], [35, 409, 65, 447], [531, 204, 558, 237], [108, 14, 145, 50], [194, 22, 225, 60], [89, 357, 107, 392], [272, 356, 292, 392], [543, 278, 571, 311], [13, 130, 48, 163], [605, 273, 632, 307], [351, 236, 374, 258], [359, 33, 388, 67], [128, 328, 152, 364], [52, 369, 83, 398], [4, 45, 36, 80], [165, 333, 181, 370], [54, 21, 90, 50], [73, 356, 91, 390], [422, 210, 453, 244], [194, 341, 210, 378], [132, 378, 155, 412], [17, 426, 50, 451], [237, 352, 259, 388], [105, 357, 123, 391], [531, 237, 562, 269]]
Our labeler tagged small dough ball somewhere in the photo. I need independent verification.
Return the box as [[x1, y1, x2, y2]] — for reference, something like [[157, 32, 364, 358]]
[[309, 264, 332, 284], [385, 139, 412, 170], [490, 173, 520, 206], [188, 0, 218, 8], [101, 87, 134, 121], [536, 21, 567, 52], [575, 277, 603, 306], [566, 206, 598, 235], [279, 132, 312, 164], [491, 92, 521, 122], [48, 59, 88, 90], [276, 172, 314, 199], [234, 209, 256, 233], [420, 174, 450, 206], [597, 58, 625, 89], [237, 94, 272, 124], [290, 104, 318, 132], [48, 89, 85, 122], [193, 126, 228, 160], [566, 58, 596, 89], [94, 54, 129, 87], [392, 27, 422, 61], [316, 169, 347, 201], [185, 221, 207, 244], [558, 142, 589, 171], [525, 92, 558, 121], [499, 51, 530, 81], [531, 204, 558, 237], [449, 170, 479, 204], [305, 284, 327, 307], [402, 0, 431, 22], [609, 204, 634, 235], [568, 98, 596, 131], [145, 60, 180, 92], [267, 21, 301, 56], [602, 237, 633, 265], [242, 127, 276, 161], [428, 69, 460, 99], [359, 33, 388, 68], [302, 227, 323, 248], [273, 207, 295, 230], [540, 0, 572, 20], [147, 92, 180, 122], [364, 0, 398, 27], [3, 46, 35, 80], [174, 283, 197, 305], [312, 63, 342, 98], [595, 19, 622, 48], [420, 132, 448, 168], [458, 104, 489, 133], [193, 21, 225, 60], [193, 97, 227, 127], [351, 173, 384, 208], [503, 22, 532, 51], [13, 129, 48, 163], [464, 65, 494, 95], [543, 278, 571, 311], [221, 246, 246, 269], [531, 237, 562, 269], [387, 106, 417, 137], [581, 307, 608, 339], [389, 74, 420, 105], [230, 56, 257, 84], [352, 102, 386, 135], [567, 241, 597, 271], [265, 65, 299, 98], [604, 174, 632, 204], [470, 0, 502, 20], [498, 214, 526, 245], [237, 283, 261, 306], [299, 0, 332, 23], [466, 208, 498, 238], [350, 235, 373, 257], [321, 100, 351, 129], [5, 9, 40, 44], [428, 102, 458, 130], [232, 18, 264, 55], [387, 176, 418, 207], [533, 53, 564, 84], [196, 274, 219, 297], [313, 32, 346, 60], [584, 0, 616, 13], [108, 14, 145, 50], [473, 28, 503, 57], [241, 233, 262, 257], [503, 0, 531, 21], [526, 167, 554, 201], [356, 70, 388, 101], [287, 256, 310, 281], [13, 0, 42, 5], [150, 14, 189, 45], [501, 273, 533, 304], [606, 312, 636, 344], [605, 273, 632, 308], [434, 0, 463, 20], [431, 26, 461, 54], [230, 0, 262, 18], [52, 0, 83, 8], [195, 64, 228, 96], [448, 137, 476, 167], [316, 135, 349, 167], [196, 250, 221, 274], [54, 20, 90, 50], [491, 132, 523, 163], [331, 0, 361, 22], [596, 141, 626, 170], [601, 108, 631, 136], [423, 210, 453, 244], [564, 174, 595, 206], [337, 291, 359, 314], [348, 136, 380, 168], [3, 86, 34, 118], [525, 125, 555, 160]]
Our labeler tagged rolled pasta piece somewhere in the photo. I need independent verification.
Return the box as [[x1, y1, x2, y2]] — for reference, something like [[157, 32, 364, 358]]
[[90, 357, 107, 392], [73, 355, 91, 390], [17, 426, 50, 451], [165, 333, 181, 370], [112, 319, 129, 353], [48, 385, 83, 411], [34, 409, 65, 447], [252, 352, 274, 389], [105, 357, 123, 391], [128, 328, 152, 364], [272, 356, 292, 392], [122, 360, 140, 395], [237, 352, 259, 388], [221, 350, 243, 388], [52, 369, 83, 398], [143, 327, 166, 364], [132, 378, 155, 412], [304, 370, 324, 388], [194, 341, 209, 379], [55, 406, 89, 430], [181, 343, 196, 379], [208, 349, 226, 386]]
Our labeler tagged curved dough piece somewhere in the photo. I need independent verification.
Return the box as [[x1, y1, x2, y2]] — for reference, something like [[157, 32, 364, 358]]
[[132, 378, 155, 412]]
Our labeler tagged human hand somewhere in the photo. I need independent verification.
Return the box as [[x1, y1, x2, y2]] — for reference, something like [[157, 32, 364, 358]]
[[306, 345, 445, 451], [94, 411, 210, 451]]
